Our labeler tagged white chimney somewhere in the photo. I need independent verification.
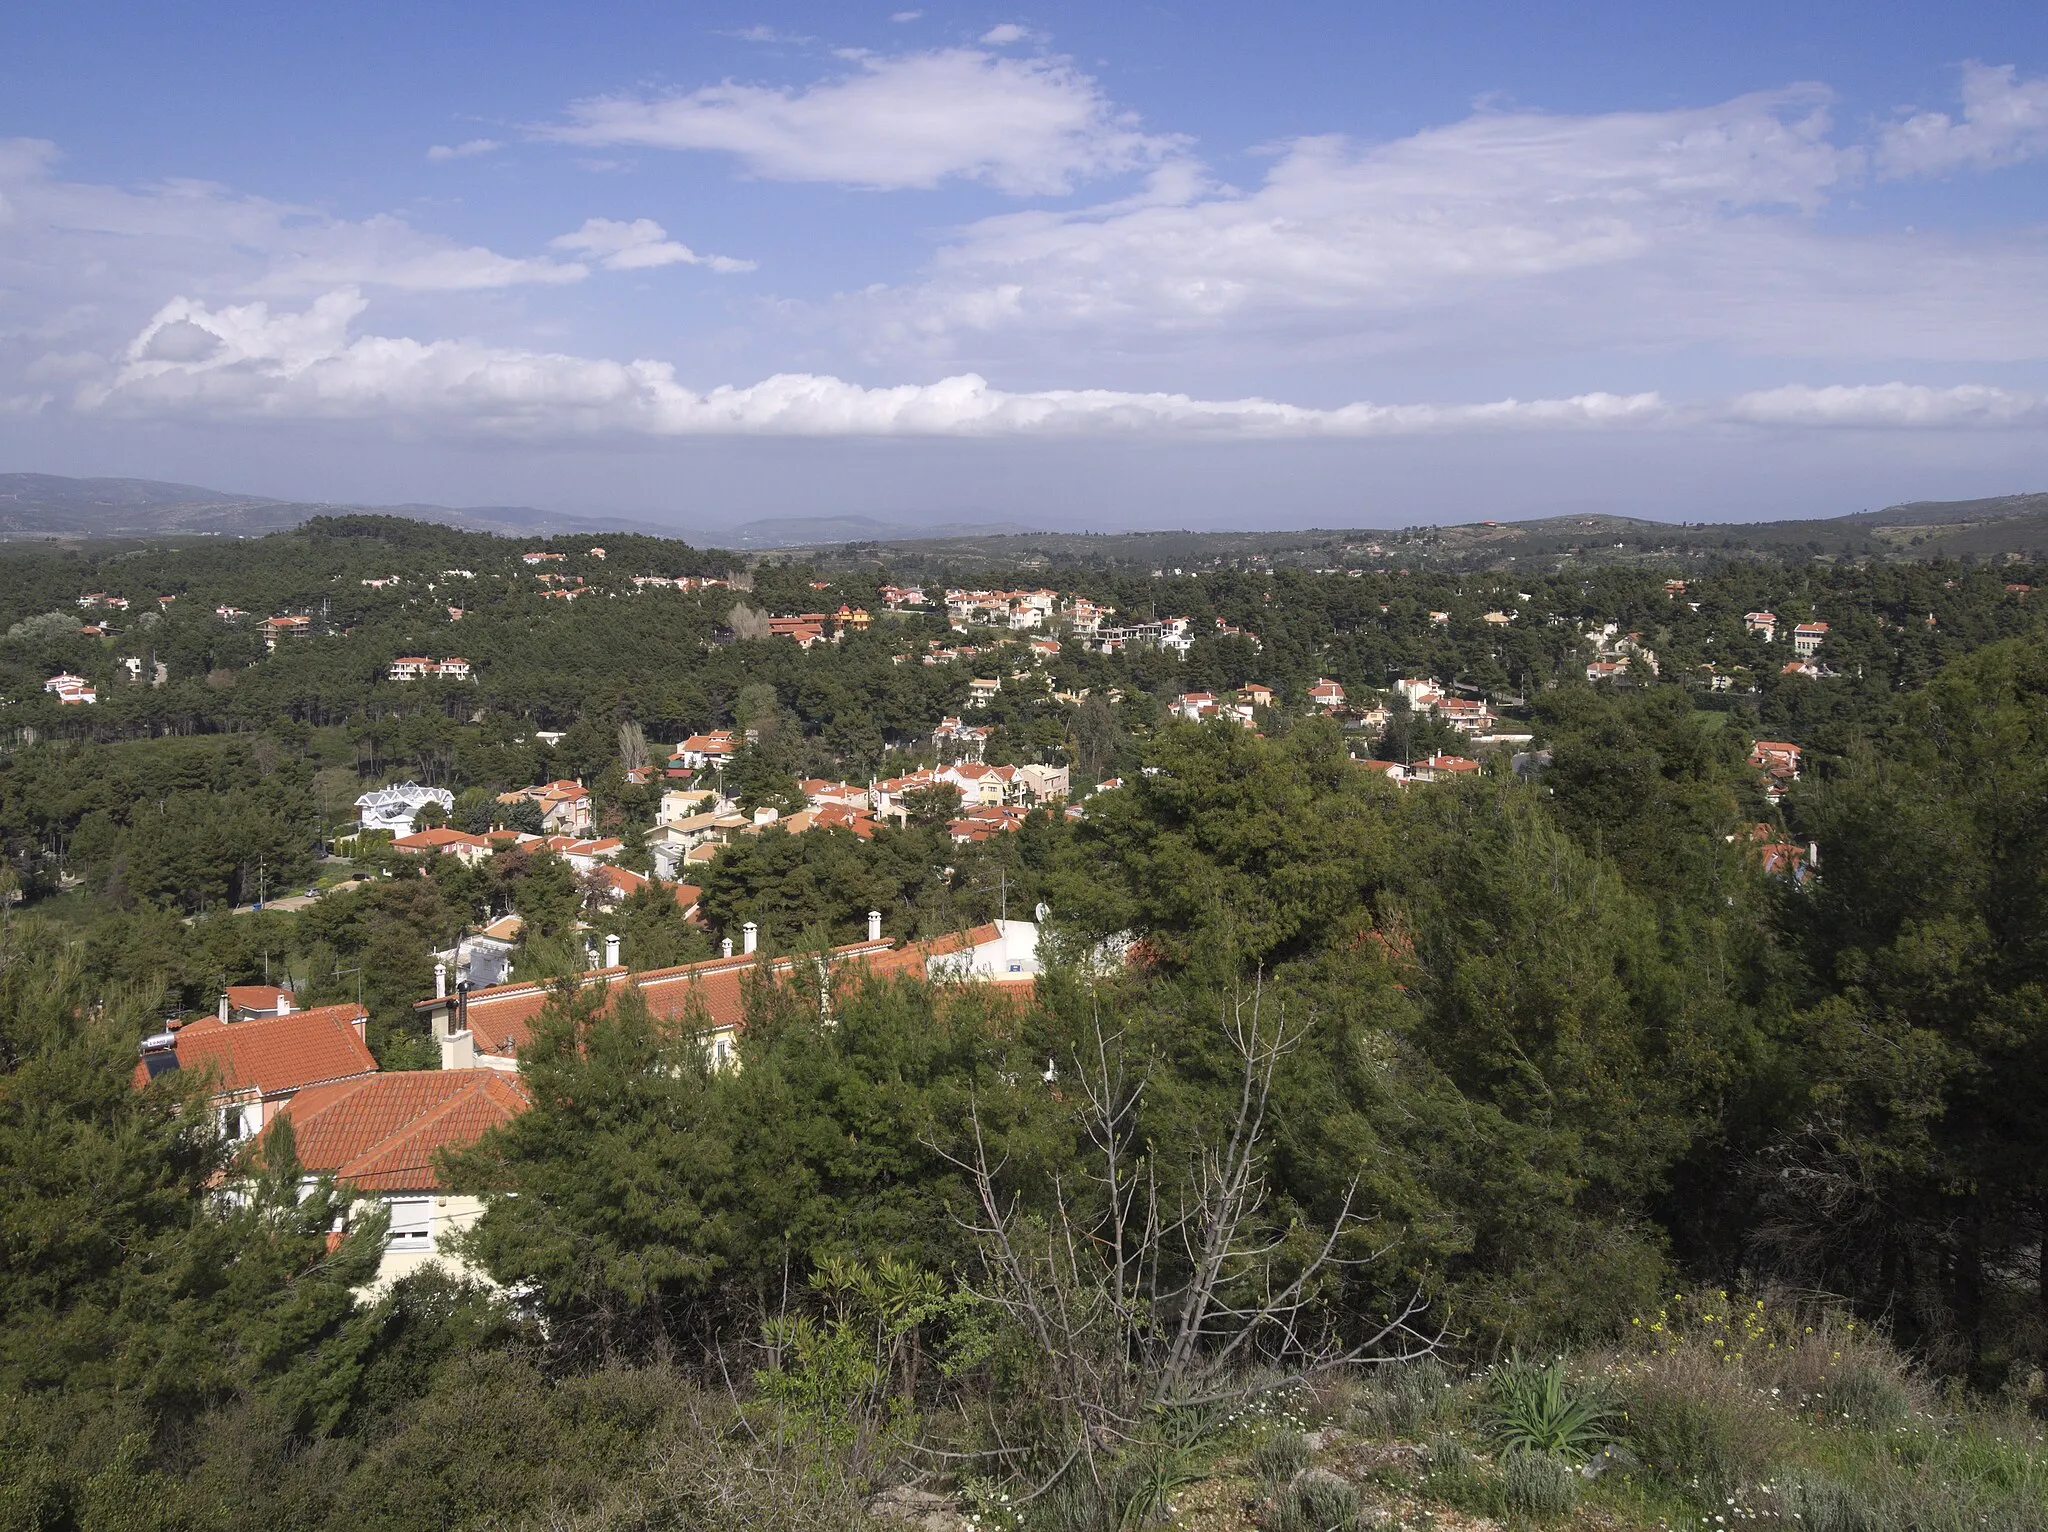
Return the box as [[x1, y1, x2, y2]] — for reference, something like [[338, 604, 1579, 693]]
[[276, 989, 291, 1016], [867, 910, 883, 942], [434, 961, 447, 999], [604, 933, 621, 968], [217, 992, 229, 1023], [720, 937, 734, 959], [742, 922, 758, 955]]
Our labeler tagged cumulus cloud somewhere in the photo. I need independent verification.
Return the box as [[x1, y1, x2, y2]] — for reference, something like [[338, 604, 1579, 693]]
[[1878, 63, 2048, 177], [980, 24, 1028, 45], [80, 290, 2048, 446], [549, 217, 756, 272], [1726, 382, 2048, 428], [837, 85, 2048, 368], [549, 46, 1182, 193], [82, 289, 1670, 438], [0, 140, 584, 301], [861, 89, 1850, 338], [426, 138, 502, 161]]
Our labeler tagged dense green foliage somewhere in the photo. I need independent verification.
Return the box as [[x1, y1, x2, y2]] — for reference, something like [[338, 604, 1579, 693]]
[[2, 520, 2047, 1527]]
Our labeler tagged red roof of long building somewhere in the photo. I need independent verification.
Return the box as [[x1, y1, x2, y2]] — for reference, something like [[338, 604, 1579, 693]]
[[416, 929, 1000, 1061]]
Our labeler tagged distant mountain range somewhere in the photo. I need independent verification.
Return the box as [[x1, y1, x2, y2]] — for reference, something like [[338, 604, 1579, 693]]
[[5, 472, 2047, 567], [720, 513, 1041, 548], [0, 474, 648, 540], [0, 474, 1039, 548], [762, 493, 2048, 572]]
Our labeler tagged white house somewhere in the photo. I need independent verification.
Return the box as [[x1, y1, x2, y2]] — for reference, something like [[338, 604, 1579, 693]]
[[355, 781, 455, 835], [675, 731, 738, 771], [932, 717, 992, 763], [923, 919, 1042, 983]]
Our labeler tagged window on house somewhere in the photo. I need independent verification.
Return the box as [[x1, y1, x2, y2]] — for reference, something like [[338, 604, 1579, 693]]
[[1008, 962, 1024, 973], [386, 1197, 433, 1249]]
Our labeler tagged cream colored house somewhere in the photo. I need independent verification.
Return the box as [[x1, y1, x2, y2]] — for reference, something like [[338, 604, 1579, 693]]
[[268, 1070, 528, 1292]]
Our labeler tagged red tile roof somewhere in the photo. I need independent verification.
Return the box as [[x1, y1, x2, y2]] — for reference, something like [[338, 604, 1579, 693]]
[[393, 827, 488, 852], [811, 803, 877, 838], [225, 984, 293, 1013], [591, 864, 648, 899], [140, 1004, 375, 1098], [271, 1071, 528, 1192], [418, 930, 1003, 1059]]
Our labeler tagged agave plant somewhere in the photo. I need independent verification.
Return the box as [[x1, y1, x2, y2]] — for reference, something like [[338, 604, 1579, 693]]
[[1484, 1357, 1615, 1464]]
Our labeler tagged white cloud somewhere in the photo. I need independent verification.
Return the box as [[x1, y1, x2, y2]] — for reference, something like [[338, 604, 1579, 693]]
[[1725, 382, 2048, 428], [426, 138, 502, 161], [724, 26, 812, 44], [841, 86, 2048, 367], [80, 290, 2048, 445], [1878, 63, 2048, 177], [549, 217, 756, 272], [891, 11, 923, 22], [980, 24, 1028, 45], [876, 90, 1849, 327], [549, 46, 1182, 194], [82, 289, 1671, 437], [0, 140, 584, 305], [263, 214, 586, 291]]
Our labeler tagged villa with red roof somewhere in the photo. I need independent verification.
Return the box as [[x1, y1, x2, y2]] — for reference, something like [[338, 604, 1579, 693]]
[[265, 1070, 529, 1290], [1408, 755, 1482, 782], [495, 779, 592, 834], [134, 1002, 375, 1140]]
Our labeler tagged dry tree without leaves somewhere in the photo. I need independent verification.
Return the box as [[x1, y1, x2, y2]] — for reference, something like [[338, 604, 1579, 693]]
[[936, 979, 1439, 1502]]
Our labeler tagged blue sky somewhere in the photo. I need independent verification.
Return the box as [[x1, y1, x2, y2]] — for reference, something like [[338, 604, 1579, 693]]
[[3, 1, 2047, 531]]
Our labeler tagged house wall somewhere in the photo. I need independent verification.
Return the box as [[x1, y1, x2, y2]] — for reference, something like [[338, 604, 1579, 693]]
[[362, 1192, 491, 1294], [928, 919, 1042, 981]]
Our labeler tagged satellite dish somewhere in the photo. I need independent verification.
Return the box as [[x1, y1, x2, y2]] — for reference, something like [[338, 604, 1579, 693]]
[[1034, 901, 1051, 922]]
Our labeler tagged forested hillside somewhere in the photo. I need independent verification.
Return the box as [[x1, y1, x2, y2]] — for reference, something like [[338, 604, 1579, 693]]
[[2, 517, 2045, 1530]]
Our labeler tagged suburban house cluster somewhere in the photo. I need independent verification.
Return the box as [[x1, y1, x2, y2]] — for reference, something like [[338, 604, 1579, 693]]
[[386, 655, 473, 681], [135, 912, 1055, 1291]]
